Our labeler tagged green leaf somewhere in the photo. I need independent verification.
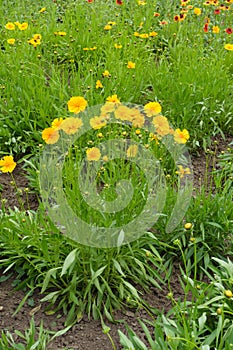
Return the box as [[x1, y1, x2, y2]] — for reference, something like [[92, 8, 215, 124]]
[[61, 249, 78, 276]]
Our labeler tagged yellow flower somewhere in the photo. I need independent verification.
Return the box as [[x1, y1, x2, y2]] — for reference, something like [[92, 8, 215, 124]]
[[127, 61, 135, 69], [33, 34, 42, 40], [18, 22, 28, 30], [139, 33, 149, 38], [39, 7, 46, 13], [42, 128, 60, 144], [104, 24, 112, 30], [184, 222, 192, 229], [28, 38, 41, 48], [174, 128, 190, 144], [224, 43, 233, 50], [60, 117, 83, 135], [102, 155, 109, 162], [86, 147, 101, 161], [114, 44, 122, 49], [176, 165, 191, 178], [106, 94, 120, 103], [144, 101, 162, 117], [114, 105, 132, 121], [212, 26, 220, 33], [5, 22, 15, 30], [127, 145, 138, 158], [54, 31, 66, 36], [67, 96, 87, 114], [0, 155, 16, 173], [51, 118, 64, 130], [102, 70, 111, 77], [149, 31, 158, 37], [101, 102, 116, 115], [7, 38, 15, 45], [96, 80, 103, 89], [90, 116, 107, 129], [194, 7, 202, 15], [152, 115, 170, 136], [224, 290, 233, 298], [14, 21, 20, 27], [138, 0, 146, 5]]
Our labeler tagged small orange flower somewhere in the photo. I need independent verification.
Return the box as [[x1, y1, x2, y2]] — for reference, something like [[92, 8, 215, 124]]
[[67, 96, 87, 114], [60, 117, 83, 135], [174, 129, 190, 144], [42, 127, 60, 144], [0, 155, 16, 173], [86, 147, 101, 161]]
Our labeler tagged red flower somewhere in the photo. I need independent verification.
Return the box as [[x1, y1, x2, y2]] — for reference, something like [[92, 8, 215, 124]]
[[116, 0, 123, 4], [87, 0, 94, 2], [203, 23, 209, 33], [214, 9, 220, 14], [225, 27, 233, 35]]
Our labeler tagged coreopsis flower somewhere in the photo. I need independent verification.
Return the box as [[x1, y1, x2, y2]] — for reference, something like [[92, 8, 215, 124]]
[[212, 25, 220, 33], [104, 24, 112, 30], [18, 22, 28, 30], [154, 12, 160, 17], [0, 155, 16, 173], [54, 31, 66, 36], [67, 96, 87, 114], [106, 94, 120, 103], [127, 145, 138, 158], [179, 13, 186, 21], [144, 101, 162, 117], [224, 43, 233, 50], [138, 0, 146, 5], [114, 44, 122, 48], [7, 38, 15, 45], [28, 38, 41, 48], [96, 80, 103, 89], [51, 117, 63, 130], [90, 116, 107, 129], [152, 116, 170, 136], [116, 0, 123, 4], [86, 147, 101, 161], [214, 9, 220, 14], [225, 27, 233, 34], [139, 33, 149, 38], [33, 34, 42, 41], [60, 117, 83, 135], [174, 128, 190, 143], [114, 105, 132, 121], [5, 22, 15, 30], [42, 127, 60, 144], [39, 7, 46, 12], [101, 102, 115, 115], [127, 61, 135, 69], [149, 31, 158, 37], [175, 165, 191, 178], [194, 7, 201, 15], [102, 70, 111, 77]]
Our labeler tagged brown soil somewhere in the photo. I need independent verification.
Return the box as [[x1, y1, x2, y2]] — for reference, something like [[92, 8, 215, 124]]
[[0, 134, 232, 349]]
